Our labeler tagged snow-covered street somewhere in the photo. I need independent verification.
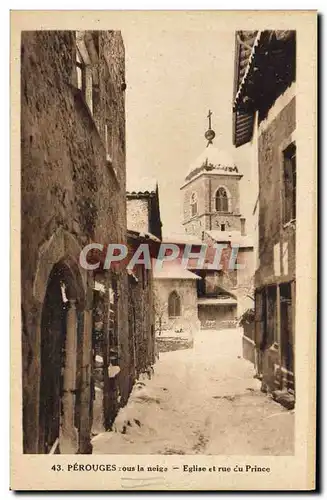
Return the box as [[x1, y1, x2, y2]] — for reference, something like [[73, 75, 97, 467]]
[[92, 329, 294, 455]]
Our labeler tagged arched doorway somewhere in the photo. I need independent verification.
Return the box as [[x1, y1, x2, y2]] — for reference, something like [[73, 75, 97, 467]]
[[38, 260, 84, 454], [168, 291, 181, 318], [215, 187, 229, 212]]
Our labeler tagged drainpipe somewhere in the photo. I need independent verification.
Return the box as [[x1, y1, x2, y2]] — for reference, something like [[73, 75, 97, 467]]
[[61, 299, 79, 454], [209, 177, 212, 230], [276, 284, 282, 388], [240, 217, 246, 236]]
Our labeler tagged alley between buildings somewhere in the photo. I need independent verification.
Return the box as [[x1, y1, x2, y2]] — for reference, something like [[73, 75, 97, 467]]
[[92, 329, 294, 456]]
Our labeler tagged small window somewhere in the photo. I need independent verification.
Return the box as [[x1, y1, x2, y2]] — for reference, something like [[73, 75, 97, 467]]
[[92, 82, 100, 118], [216, 187, 229, 212], [280, 282, 294, 372], [168, 291, 181, 318], [267, 285, 277, 345], [221, 223, 226, 231], [190, 192, 198, 217], [75, 38, 93, 114], [283, 143, 296, 224]]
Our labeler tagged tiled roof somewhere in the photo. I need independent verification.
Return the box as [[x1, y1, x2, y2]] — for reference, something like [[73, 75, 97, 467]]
[[233, 31, 261, 109], [162, 233, 203, 246], [205, 230, 253, 248], [153, 263, 201, 280], [232, 31, 259, 147], [233, 30, 296, 147], [197, 297, 238, 306]]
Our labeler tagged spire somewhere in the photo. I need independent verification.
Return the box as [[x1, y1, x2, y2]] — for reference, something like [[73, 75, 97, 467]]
[[204, 109, 216, 147]]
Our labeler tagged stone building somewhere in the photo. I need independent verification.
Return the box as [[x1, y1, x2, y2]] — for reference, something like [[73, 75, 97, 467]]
[[233, 30, 296, 404], [21, 30, 130, 454], [180, 116, 254, 328], [153, 263, 200, 350], [127, 186, 201, 346]]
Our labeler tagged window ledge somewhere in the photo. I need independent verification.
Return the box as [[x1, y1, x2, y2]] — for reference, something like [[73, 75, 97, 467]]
[[70, 83, 120, 188], [283, 219, 296, 229]]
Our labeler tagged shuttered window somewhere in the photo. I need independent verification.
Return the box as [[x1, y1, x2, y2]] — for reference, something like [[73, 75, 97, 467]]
[[168, 291, 181, 318]]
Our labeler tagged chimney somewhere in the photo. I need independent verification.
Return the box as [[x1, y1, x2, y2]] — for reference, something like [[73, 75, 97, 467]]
[[240, 217, 246, 236]]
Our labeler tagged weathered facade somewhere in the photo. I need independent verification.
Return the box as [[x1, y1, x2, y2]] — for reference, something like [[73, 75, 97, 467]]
[[181, 146, 243, 239], [233, 30, 296, 405], [125, 185, 162, 368], [21, 30, 131, 453]]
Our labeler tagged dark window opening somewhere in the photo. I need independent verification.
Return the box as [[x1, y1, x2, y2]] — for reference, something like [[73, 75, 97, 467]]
[[190, 193, 198, 217], [283, 143, 296, 224], [267, 285, 277, 345], [216, 187, 228, 212], [168, 291, 181, 318], [221, 223, 226, 231], [105, 121, 113, 162], [76, 47, 86, 93]]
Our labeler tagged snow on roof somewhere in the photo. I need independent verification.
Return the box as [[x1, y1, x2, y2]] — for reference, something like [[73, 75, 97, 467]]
[[206, 230, 253, 248], [153, 263, 201, 280], [127, 229, 161, 243], [94, 281, 106, 293], [126, 176, 157, 195]]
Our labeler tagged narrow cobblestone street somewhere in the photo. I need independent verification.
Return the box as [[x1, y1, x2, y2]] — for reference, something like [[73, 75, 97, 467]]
[[92, 329, 294, 455]]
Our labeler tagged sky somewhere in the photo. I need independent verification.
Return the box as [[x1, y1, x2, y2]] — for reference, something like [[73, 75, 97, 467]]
[[123, 27, 254, 237]]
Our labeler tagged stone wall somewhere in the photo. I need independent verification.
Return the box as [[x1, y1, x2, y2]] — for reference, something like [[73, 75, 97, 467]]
[[256, 96, 296, 287], [255, 92, 296, 396], [181, 173, 243, 239], [21, 30, 128, 453], [154, 278, 200, 338]]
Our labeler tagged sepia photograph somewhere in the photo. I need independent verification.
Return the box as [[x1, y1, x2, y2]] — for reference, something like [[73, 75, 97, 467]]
[[11, 10, 316, 491]]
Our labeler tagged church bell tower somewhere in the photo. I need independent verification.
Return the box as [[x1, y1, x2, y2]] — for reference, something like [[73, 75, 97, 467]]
[[180, 111, 244, 240]]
